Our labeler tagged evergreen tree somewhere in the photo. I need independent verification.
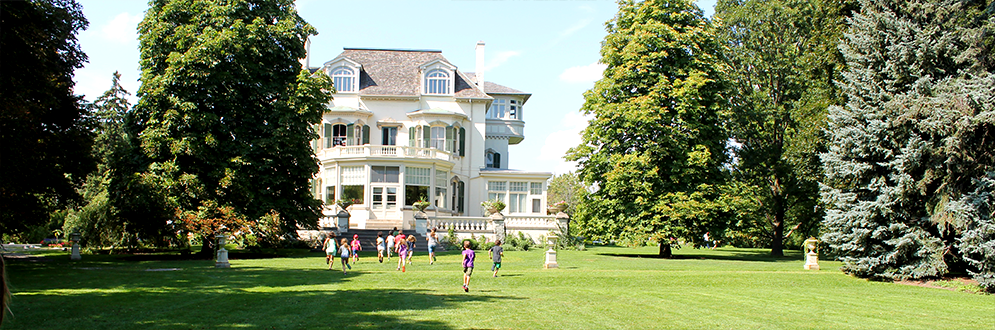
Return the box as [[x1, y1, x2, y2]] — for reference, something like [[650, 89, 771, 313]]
[[567, 0, 732, 255], [820, 0, 993, 281], [0, 0, 94, 239], [132, 0, 332, 250], [716, 0, 853, 256]]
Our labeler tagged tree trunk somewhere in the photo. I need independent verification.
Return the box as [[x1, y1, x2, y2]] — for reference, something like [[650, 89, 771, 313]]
[[771, 205, 785, 257], [196, 236, 215, 258], [659, 242, 672, 258]]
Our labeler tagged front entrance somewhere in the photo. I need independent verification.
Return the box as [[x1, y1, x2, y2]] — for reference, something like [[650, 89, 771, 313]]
[[371, 185, 399, 219]]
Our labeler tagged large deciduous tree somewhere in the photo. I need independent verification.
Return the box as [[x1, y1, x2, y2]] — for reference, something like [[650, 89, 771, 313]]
[[567, 0, 732, 256], [716, 0, 853, 256], [132, 0, 332, 250], [820, 0, 994, 288], [0, 0, 94, 239]]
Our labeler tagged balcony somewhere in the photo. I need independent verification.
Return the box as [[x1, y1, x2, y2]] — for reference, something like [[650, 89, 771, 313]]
[[317, 145, 453, 162], [485, 119, 525, 144]]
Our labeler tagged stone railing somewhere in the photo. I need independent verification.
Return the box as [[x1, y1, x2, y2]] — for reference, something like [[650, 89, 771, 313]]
[[318, 145, 452, 161], [428, 217, 491, 233], [504, 215, 558, 229], [427, 213, 569, 244]]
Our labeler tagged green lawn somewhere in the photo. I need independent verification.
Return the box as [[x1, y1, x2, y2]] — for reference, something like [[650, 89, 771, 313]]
[[2, 246, 992, 329]]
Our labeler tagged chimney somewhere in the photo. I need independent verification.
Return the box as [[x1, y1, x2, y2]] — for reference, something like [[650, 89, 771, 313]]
[[475, 41, 485, 93], [300, 37, 312, 69]]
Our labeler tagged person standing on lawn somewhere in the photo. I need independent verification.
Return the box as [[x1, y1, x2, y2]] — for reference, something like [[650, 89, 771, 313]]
[[376, 232, 386, 263], [339, 238, 352, 274], [386, 231, 395, 261], [350, 234, 362, 263], [462, 240, 475, 292], [489, 239, 504, 277], [427, 228, 439, 265], [323, 232, 337, 270]]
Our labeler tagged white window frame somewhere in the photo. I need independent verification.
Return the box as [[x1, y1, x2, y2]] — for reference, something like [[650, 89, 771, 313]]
[[331, 67, 357, 93], [424, 69, 451, 95]]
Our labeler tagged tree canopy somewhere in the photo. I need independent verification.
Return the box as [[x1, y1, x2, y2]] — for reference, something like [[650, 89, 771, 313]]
[[716, 0, 853, 255], [0, 0, 94, 239], [130, 0, 332, 246], [567, 0, 733, 252]]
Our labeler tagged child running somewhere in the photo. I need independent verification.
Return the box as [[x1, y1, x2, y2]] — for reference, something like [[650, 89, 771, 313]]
[[323, 232, 337, 270], [489, 240, 504, 277], [462, 240, 475, 292], [376, 232, 385, 263], [427, 228, 438, 265], [396, 237, 409, 272], [350, 234, 362, 263], [406, 235, 416, 265], [339, 238, 351, 274], [385, 231, 395, 261]]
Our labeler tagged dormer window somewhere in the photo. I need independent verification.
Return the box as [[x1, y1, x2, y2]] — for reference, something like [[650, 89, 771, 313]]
[[424, 69, 450, 94], [331, 67, 356, 92]]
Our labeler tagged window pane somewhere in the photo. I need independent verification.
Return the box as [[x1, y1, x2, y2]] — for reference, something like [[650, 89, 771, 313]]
[[532, 199, 541, 213], [371, 166, 399, 183], [407, 167, 430, 186], [435, 187, 446, 208], [405, 185, 429, 205], [487, 181, 506, 191], [341, 166, 365, 185], [342, 185, 364, 203], [435, 171, 447, 187], [530, 182, 542, 195], [510, 182, 528, 192], [387, 187, 397, 209], [372, 187, 383, 210], [431, 127, 445, 149]]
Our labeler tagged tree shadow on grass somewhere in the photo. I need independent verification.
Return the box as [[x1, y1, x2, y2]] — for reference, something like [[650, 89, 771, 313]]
[[4, 259, 522, 329], [597, 249, 803, 263]]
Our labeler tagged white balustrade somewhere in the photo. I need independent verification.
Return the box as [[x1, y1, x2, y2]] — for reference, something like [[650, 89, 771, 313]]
[[319, 145, 451, 161]]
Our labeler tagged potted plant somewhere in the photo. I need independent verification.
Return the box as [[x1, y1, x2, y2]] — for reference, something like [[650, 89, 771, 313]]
[[413, 200, 431, 213], [335, 199, 358, 211], [553, 200, 568, 212], [481, 199, 506, 214]]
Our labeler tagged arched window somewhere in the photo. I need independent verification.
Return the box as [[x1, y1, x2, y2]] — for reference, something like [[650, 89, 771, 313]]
[[486, 149, 501, 169], [424, 69, 450, 94], [331, 67, 355, 92]]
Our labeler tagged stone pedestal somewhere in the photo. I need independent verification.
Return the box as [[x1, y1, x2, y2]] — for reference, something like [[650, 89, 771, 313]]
[[804, 252, 820, 270], [490, 212, 506, 242], [803, 237, 820, 270], [336, 210, 350, 234], [70, 232, 81, 261], [215, 234, 230, 268], [414, 212, 428, 234], [555, 212, 570, 235], [544, 235, 558, 269]]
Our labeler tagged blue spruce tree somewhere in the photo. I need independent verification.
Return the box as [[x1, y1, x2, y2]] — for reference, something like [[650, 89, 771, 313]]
[[820, 0, 993, 282]]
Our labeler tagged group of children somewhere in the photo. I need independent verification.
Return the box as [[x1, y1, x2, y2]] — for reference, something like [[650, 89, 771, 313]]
[[321, 228, 507, 293], [322, 233, 362, 274]]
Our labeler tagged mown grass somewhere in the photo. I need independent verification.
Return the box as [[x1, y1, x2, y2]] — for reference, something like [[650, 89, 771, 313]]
[[2, 245, 992, 329]]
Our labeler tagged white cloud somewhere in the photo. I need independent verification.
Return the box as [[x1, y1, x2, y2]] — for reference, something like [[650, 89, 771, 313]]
[[484, 50, 522, 72], [559, 62, 607, 83], [538, 111, 593, 175], [100, 12, 142, 44], [560, 19, 591, 37]]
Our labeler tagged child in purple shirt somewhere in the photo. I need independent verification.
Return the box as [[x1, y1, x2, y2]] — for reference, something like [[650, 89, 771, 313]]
[[461, 240, 475, 292]]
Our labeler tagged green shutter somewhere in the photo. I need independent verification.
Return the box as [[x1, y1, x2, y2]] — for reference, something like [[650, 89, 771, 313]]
[[409, 127, 416, 147], [422, 125, 430, 148], [323, 123, 332, 148], [362, 125, 370, 145], [445, 126, 454, 152], [346, 123, 355, 145], [458, 181, 465, 213], [459, 127, 466, 157]]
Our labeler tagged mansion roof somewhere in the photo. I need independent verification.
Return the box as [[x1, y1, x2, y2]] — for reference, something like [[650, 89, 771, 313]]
[[326, 48, 527, 100]]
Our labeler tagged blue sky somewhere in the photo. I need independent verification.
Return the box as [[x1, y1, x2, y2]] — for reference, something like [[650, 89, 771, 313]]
[[74, 0, 717, 175]]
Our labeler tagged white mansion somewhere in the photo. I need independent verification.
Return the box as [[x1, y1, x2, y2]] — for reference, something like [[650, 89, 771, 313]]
[[307, 42, 552, 231]]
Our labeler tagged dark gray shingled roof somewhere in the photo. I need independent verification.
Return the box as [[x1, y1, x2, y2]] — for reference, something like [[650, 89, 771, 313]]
[[328, 48, 490, 99], [464, 72, 530, 95]]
